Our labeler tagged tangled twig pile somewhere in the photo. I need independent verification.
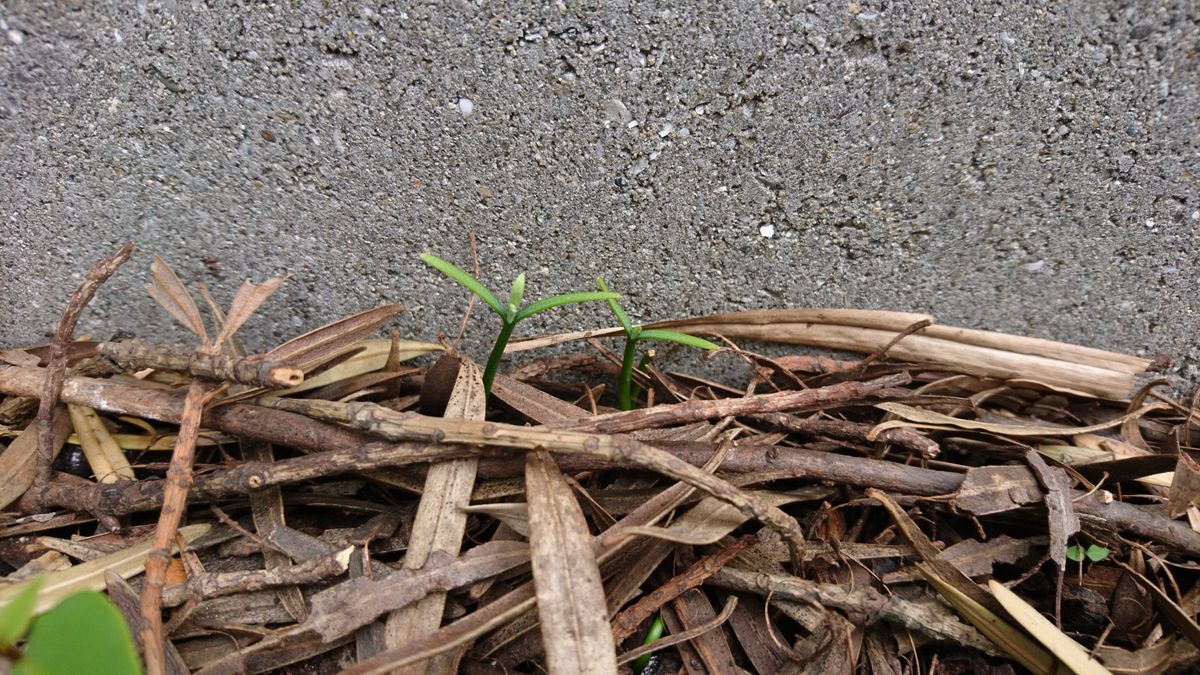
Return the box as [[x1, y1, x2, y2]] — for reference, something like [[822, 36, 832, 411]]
[[0, 244, 1197, 675]]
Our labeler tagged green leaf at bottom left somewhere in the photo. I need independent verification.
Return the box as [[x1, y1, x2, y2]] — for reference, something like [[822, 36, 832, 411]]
[[14, 591, 141, 675], [0, 578, 42, 649]]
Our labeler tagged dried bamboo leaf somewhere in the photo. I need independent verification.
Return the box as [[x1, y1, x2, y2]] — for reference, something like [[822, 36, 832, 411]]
[[917, 565, 1054, 674], [459, 503, 531, 537], [871, 402, 1165, 438], [987, 579, 1112, 674], [68, 404, 134, 482], [215, 276, 285, 348], [512, 309, 1149, 398], [525, 449, 617, 674], [0, 408, 70, 509], [147, 256, 208, 342], [244, 440, 308, 623], [385, 358, 487, 661], [617, 488, 829, 546], [274, 338, 440, 395], [264, 303, 403, 369], [0, 524, 210, 615]]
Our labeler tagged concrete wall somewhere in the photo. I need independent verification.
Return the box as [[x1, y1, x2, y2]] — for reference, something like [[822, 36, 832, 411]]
[[2, 2, 1197, 384]]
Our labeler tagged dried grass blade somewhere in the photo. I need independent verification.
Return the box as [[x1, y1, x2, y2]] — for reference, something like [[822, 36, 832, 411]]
[[384, 358, 487, 666], [68, 404, 134, 482], [147, 256, 208, 342], [244, 441, 308, 623], [987, 579, 1112, 674], [916, 565, 1053, 673], [215, 276, 285, 347], [264, 303, 402, 369], [525, 449, 618, 674], [871, 402, 1166, 438], [0, 524, 210, 615]]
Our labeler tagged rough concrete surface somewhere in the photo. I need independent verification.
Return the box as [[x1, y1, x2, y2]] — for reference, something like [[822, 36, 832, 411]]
[[1, 2, 1197, 385]]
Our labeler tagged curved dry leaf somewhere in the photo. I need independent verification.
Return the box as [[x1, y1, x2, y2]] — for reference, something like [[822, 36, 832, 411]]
[[987, 579, 1111, 675], [460, 503, 530, 537], [615, 488, 829, 546], [276, 338, 440, 395], [525, 449, 617, 674], [265, 304, 403, 369], [1122, 568, 1200, 650]]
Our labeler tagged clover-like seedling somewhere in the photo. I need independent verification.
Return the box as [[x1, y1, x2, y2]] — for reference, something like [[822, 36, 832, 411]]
[[1066, 543, 1109, 563], [596, 277, 719, 410], [421, 253, 619, 394]]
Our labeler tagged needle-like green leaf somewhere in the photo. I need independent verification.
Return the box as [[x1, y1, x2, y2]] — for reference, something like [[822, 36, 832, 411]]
[[636, 329, 720, 351], [596, 277, 633, 335], [420, 253, 505, 318], [514, 292, 619, 322]]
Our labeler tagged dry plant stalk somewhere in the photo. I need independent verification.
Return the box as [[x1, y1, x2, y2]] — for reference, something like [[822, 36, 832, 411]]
[[97, 339, 303, 387], [139, 258, 285, 675], [35, 241, 134, 484]]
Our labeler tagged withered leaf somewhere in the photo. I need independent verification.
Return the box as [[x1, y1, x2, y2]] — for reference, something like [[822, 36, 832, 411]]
[[215, 276, 285, 348], [525, 449, 617, 674], [265, 303, 402, 369], [147, 256, 208, 342], [1167, 451, 1200, 518]]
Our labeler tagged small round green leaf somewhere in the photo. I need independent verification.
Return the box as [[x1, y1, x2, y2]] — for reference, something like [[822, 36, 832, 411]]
[[1085, 545, 1109, 562], [0, 578, 42, 649], [1065, 545, 1084, 562], [14, 591, 141, 675]]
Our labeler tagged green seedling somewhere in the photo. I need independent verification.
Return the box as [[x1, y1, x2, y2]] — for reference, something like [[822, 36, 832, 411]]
[[1066, 543, 1109, 563], [596, 277, 719, 410], [633, 615, 667, 673], [421, 253, 619, 394], [0, 578, 141, 675]]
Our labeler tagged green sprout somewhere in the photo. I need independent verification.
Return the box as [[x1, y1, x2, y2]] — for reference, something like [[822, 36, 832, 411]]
[[421, 253, 619, 394], [633, 615, 667, 673], [596, 277, 719, 410], [1066, 543, 1109, 563]]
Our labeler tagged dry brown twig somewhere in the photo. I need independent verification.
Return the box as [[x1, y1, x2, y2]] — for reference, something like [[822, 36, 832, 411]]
[[139, 258, 285, 675]]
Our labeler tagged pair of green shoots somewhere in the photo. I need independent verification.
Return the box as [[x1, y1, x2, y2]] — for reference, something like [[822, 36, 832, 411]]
[[420, 254, 718, 409]]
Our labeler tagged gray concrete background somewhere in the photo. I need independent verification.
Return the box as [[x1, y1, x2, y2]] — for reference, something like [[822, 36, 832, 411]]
[[2, 2, 1197, 385]]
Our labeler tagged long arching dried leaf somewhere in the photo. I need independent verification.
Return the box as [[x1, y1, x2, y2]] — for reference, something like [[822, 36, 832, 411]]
[[988, 579, 1111, 674], [147, 256, 208, 342], [265, 303, 402, 369], [215, 276, 285, 348], [525, 449, 617, 674]]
